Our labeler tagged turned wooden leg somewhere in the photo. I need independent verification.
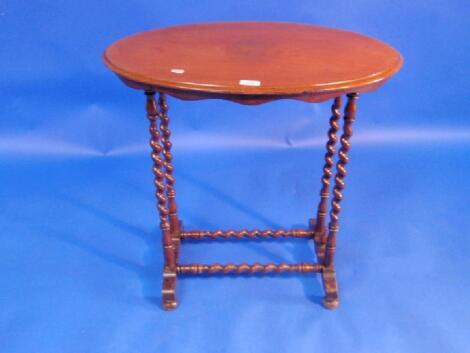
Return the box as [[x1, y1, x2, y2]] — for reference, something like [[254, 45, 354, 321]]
[[322, 93, 358, 309], [157, 93, 181, 261], [314, 96, 342, 263], [145, 91, 178, 310]]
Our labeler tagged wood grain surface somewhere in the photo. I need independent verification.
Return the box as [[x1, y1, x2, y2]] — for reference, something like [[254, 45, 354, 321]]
[[103, 22, 402, 104]]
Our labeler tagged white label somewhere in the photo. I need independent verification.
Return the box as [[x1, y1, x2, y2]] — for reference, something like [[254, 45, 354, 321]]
[[170, 68, 185, 74], [239, 79, 261, 87]]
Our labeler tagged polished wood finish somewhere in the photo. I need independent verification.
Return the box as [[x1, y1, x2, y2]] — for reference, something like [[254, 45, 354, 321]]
[[145, 91, 178, 310], [181, 228, 314, 240], [322, 93, 358, 309], [324, 94, 358, 268], [157, 94, 181, 258], [177, 262, 322, 275], [104, 22, 402, 105], [314, 97, 342, 245], [104, 22, 402, 310]]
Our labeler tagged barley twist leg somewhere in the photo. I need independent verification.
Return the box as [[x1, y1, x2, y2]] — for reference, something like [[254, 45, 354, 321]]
[[314, 97, 342, 262], [322, 93, 358, 309], [145, 91, 178, 310], [157, 93, 181, 260]]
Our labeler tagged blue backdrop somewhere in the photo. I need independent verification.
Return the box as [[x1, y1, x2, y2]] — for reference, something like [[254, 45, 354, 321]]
[[1, 1, 469, 352]]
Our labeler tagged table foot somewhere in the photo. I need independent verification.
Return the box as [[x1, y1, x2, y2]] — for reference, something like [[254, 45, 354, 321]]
[[162, 268, 178, 310], [162, 299, 178, 311], [322, 297, 339, 310], [321, 268, 339, 309]]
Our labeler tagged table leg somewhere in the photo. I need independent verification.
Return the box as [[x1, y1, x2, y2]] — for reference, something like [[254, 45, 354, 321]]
[[314, 96, 342, 263], [145, 91, 178, 310], [322, 93, 358, 309], [143, 90, 357, 310], [157, 93, 181, 260]]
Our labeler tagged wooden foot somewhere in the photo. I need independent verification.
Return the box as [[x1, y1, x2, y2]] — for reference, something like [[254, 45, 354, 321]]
[[162, 298, 178, 311], [321, 268, 339, 309], [162, 268, 178, 310]]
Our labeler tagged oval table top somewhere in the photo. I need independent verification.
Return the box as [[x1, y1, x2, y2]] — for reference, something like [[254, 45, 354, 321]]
[[103, 22, 402, 104]]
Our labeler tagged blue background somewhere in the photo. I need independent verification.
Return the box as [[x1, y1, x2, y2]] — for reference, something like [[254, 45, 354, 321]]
[[1, 1, 469, 352]]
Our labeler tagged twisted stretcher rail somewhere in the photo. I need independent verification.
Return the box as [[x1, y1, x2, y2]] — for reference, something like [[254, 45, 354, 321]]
[[177, 262, 323, 274], [180, 228, 314, 240]]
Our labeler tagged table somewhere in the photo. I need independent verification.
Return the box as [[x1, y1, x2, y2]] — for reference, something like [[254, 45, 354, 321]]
[[103, 22, 402, 310]]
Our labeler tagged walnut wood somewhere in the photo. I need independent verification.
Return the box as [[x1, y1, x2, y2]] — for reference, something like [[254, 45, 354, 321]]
[[324, 93, 358, 267], [157, 93, 181, 258], [104, 23, 403, 310], [177, 262, 323, 275], [314, 97, 342, 244], [103, 22, 402, 105], [181, 228, 314, 240], [322, 93, 358, 309], [145, 91, 178, 310]]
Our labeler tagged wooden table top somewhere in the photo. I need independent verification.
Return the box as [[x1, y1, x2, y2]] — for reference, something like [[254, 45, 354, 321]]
[[103, 22, 402, 104]]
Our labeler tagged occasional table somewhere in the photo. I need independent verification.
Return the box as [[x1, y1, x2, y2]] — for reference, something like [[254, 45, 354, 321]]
[[103, 22, 402, 310]]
